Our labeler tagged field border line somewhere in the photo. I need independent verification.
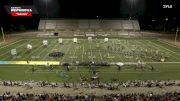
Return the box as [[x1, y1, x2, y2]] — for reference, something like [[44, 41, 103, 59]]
[[24, 70, 161, 74]]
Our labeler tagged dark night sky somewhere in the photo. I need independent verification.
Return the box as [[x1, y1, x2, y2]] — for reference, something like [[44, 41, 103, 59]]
[[0, 0, 179, 18], [0, 0, 179, 30], [35, 0, 179, 18]]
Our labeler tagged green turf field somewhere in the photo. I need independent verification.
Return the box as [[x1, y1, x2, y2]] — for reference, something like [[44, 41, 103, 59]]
[[0, 38, 180, 82]]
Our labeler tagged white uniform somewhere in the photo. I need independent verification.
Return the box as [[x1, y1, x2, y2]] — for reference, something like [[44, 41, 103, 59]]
[[11, 49, 17, 55], [73, 38, 77, 43], [43, 40, 48, 46], [27, 44, 32, 50], [58, 38, 63, 44], [104, 38, 108, 42]]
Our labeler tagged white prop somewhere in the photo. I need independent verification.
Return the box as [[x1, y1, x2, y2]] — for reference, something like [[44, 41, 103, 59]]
[[73, 38, 77, 43], [161, 58, 165, 62], [43, 40, 48, 46], [58, 38, 63, 44], [104, 38, 108, 42], [11, 49, 17, 55], [116, 62, 124, 66], [137, 60, 141, 64], [88, 37, 92, 41], [27, 44, 32, 50]]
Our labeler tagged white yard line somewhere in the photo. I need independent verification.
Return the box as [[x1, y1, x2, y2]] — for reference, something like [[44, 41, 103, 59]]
[[148, 40, 180, 60], [2, 40, 32, 60], [60, 40, 71, 63], [57, 40, 70, 62], [158, 39, 180, 49], [134, 40, 155, 62], [0, 70, 26, 71], [145, 62, 180, 64], [96, 39, 103, 61], [110, 40, 117, 62], [120, 61, 180, 64], [25, 71, 55, 74], [0, 39, 24, 50], [99, 49, 103, 61], [104, 44, 113, 62], [71, 43, 77, 62], [21, 40, 44, 60], [152, 40, 180, 56], [89, 41, 94, 61], [113, 39, 124, 62], [38, 40, 58, 61], [25, 70, 161, 74], [81, 39, 85, 62], [15, 39, 40, 59], [27, 39, 58, 61], [42, 40, 62, 60], [0, 40, 29, 57], [121, 39, 132, 62]]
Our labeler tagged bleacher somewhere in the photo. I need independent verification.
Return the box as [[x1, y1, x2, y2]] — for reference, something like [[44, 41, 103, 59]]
[[38, 19, 140, 31], [38, 19, 141, 37]]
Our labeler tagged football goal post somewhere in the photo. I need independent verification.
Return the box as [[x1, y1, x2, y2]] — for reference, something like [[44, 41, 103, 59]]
[[1, 27, 5, 43], [175, 27, 179, 43]]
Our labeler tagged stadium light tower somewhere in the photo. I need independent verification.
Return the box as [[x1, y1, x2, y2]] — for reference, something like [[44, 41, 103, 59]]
[[165, 17, 168, 21], [1, 27, 5, 43], [41, 0, 50, 11], [164, 17, 168, 32], [129, 0, 135, 20], [41, 0, 49, 32], [175, 27, 179, 43]]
